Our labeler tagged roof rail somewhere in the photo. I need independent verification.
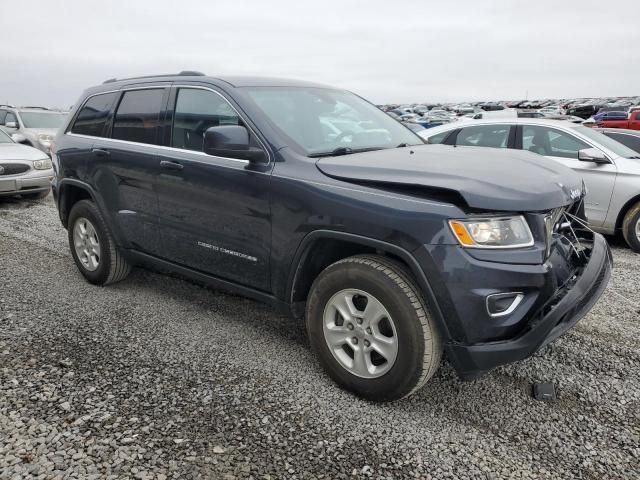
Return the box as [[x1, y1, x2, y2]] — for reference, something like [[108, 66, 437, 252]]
[[0, 104, 15, 108], [103, 71, 206, 84], [20, 106, 50, 110]]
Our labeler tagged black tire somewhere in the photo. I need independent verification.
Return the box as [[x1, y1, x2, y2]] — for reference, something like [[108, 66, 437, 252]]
[[21, 188, 50, 200], [67, 199, 131, 285], [622, 201, 640, 253], [306, 254, 442, 401]]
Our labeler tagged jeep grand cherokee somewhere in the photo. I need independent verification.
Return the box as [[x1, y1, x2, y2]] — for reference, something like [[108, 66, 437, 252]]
[[51, 72, 612, 401]]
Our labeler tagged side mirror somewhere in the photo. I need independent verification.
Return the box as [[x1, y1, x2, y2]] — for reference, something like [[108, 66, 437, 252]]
[[5, 121, 17, 129], [578, 147, 610, 164], [203, 125, 267, 163], [11, 133, 26, 143]]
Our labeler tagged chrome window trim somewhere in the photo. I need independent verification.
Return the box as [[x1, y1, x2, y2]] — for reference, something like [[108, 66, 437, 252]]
[[65, 132, 250, 165], [66, 84, 271, 166]]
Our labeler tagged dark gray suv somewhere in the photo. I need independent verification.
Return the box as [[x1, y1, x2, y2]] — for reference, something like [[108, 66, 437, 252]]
[[51, 72, 612, 401]]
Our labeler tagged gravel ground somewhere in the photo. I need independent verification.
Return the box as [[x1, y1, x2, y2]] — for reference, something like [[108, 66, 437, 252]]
[[1, 194, 639, 480]]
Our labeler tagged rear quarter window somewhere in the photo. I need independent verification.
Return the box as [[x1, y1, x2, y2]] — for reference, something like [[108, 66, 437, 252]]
[[71, 92, 118, 137]]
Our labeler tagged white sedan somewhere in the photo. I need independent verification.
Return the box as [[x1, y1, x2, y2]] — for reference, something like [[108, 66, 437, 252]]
[[0, 128, 54, 199]]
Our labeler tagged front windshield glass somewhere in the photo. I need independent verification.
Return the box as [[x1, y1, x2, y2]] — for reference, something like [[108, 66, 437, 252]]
[[19, 111, 66, 129], [0, 129, 13, 143], [244, 87, 423, 155], [575, 125, 639, 158]]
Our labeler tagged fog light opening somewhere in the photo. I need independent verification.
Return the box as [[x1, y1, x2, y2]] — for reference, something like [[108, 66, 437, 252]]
[[486, 292, 524, 317]]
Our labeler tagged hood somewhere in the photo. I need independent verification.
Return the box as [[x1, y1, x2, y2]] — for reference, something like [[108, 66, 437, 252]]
[[315, 144, 583, 211], [0, 143, 50, 161]]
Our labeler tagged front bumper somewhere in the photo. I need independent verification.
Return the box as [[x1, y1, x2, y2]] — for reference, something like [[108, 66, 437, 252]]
[[0, 170, 53, 197], [419, 232, 612, 379]]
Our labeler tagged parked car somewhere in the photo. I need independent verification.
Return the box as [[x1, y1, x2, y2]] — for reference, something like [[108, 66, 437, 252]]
[[0, 106, 68, 155], [0, 127, 53, 199], [593, 111, 629, 123], [52, 73, 611, 401], [596, 111, 640, 130], [539, 106, 565, 116], [420, 118, 640, 251], [598, 128, 640, 154], [567, 104, 602, 119]]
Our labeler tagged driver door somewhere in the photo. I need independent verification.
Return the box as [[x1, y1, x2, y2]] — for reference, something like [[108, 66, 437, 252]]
[[156, 86, 272, 290], [519, 124, 617, 226]]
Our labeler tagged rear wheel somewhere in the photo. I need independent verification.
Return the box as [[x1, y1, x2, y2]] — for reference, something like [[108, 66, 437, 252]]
[[622, 201, 640, 253], [306, 254, 442, 401], [68, 200, 131, 285]]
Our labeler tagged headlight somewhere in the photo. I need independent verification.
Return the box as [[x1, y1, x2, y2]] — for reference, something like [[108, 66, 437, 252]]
[[449, 216, 534, 248], [37, 133, 54, 143], [33, 159, 53, 170]]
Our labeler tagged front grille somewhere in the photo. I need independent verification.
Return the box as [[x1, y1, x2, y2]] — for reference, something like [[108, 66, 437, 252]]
[[0, 163, 30, 175]]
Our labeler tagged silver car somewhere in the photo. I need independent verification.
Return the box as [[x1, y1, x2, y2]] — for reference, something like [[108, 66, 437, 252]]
[[419, 118, 640, 252], [0, 128, 54, 199], [0, 106, 68, 155]]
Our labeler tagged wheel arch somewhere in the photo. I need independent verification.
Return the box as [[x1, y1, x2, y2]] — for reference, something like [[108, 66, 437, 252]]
[[286, 230, 451, 340], [57, 179, 99, 228], [615, 193, 640, 230]]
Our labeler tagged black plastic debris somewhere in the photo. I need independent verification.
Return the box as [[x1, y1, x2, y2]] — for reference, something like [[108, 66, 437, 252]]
[[532, 382, 557, 401]]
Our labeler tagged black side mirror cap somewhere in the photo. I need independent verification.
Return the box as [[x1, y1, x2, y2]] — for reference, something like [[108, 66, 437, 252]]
[[203, 125, 267, 163]]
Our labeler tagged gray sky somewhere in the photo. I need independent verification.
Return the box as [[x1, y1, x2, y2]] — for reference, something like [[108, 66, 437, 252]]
[[2, 0, 639, 107]]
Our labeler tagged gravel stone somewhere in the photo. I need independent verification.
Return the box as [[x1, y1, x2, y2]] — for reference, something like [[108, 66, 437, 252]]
[[1, 195, 639, 479]]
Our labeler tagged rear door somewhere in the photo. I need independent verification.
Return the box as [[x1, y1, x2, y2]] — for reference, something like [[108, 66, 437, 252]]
[[155, 85, 272, 290], [630, 112, 640, 130], [518, 124, 617, 226], [89, 86, 169, 255]]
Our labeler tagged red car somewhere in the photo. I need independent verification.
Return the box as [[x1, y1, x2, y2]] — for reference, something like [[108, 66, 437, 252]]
[[596, 111, 640, 130]]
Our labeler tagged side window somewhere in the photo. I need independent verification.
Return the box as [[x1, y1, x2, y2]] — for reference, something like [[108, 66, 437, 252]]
[[5, 112, 17, 126], [0, 110, 6, 124], [172, 88, 242, 152], [605, 133, 640, 153], [112, 89, 165, 145], [427, 130, 451, 144], [456, 125, 510, 148], [71, 92, 118, 137], [522, 126, 589, 159]]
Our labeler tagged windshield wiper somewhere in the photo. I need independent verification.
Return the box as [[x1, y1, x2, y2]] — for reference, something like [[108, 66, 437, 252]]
[[309, 146, 383, 158]]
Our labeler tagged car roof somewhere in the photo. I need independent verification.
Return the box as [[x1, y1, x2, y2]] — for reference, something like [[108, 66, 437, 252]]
[[95, 73, 336, 91], [420, 118, 586, 138]]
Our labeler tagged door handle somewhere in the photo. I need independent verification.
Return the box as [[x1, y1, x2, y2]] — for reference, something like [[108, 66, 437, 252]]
[[160, 160, 184, 171], [91, 148, 110, 157]]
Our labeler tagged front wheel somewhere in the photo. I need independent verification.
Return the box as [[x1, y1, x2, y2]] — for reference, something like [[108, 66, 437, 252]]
[[622, 201, 640, 253], [306, 255, 442, 401]]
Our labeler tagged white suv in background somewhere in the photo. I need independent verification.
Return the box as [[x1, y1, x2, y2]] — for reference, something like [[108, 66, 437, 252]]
[[0, 106, 68, 155]]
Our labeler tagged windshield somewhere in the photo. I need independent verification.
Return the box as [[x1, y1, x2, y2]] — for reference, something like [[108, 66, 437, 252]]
[[19, 111, 66, 129], [244, 87, 423, 156], [574, 125, 639, 158], [0, 129, 13, 143]]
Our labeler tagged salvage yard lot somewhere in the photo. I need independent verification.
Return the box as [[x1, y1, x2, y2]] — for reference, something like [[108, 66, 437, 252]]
[[1, 196, 639, 480]]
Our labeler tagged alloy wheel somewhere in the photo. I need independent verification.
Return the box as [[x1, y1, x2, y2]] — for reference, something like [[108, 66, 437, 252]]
[[73, 217, 101, 272], [322, 288, 398, 378]]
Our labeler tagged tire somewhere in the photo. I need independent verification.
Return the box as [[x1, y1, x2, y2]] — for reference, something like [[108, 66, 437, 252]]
[[67, 199, 131, 285], [622, 201, 640, 253], [21, 188, 50, 200], [305, 254, 442, 401]]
